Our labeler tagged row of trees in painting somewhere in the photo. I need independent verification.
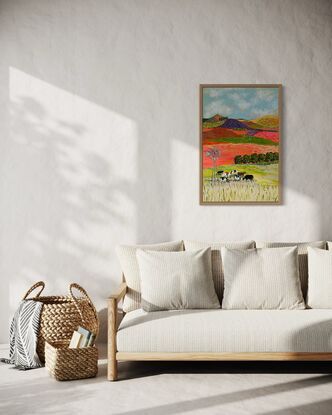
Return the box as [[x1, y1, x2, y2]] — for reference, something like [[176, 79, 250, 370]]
[[201, 86, 281, 203], [234, 152, 279, 164]]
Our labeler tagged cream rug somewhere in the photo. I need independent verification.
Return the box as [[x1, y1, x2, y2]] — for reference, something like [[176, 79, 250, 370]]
[[1, 344, 332, 415]]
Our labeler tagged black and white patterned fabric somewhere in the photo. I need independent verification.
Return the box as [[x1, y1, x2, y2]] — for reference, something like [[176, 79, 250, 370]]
[[0, 300, 43, 370]]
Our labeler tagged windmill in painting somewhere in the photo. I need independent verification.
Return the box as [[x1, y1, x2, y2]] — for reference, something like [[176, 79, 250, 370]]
[[200, 85, 281, 204]]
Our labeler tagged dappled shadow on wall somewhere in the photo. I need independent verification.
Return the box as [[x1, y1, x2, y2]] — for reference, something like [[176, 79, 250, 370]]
[[4, 65, 178, 342], [5, 67, 140, 336]]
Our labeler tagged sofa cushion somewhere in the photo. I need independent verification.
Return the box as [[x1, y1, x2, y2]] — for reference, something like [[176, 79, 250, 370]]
[[137, 248, 220, 311], [255, 241, 326, 298], [221, 247, 305, 310], [116, 241, 184, 312], [117, 308, 332, 353], [183, 240, 255, 302], [307, 247, 332, 309]]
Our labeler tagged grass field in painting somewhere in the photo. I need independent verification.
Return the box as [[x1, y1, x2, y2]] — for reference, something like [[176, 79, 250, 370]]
[[203, 164, 279, 185], [204, 136, 278, 146], [203, 164, 279, 203]]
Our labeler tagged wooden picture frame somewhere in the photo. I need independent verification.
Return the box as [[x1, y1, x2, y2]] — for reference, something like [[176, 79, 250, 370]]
[[200, 84, 282, 205]]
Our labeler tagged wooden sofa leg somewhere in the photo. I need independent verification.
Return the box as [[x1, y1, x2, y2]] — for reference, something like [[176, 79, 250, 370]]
[[108, 357, 118, 381], [108, 298, 118, 381]]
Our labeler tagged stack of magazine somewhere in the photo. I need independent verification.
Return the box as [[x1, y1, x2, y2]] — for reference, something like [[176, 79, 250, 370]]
[[69, 326, 96, 348]]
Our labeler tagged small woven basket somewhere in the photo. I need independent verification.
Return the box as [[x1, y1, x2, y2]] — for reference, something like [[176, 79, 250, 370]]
[[22, 281, 99, 362], [45, 340, 98, 381]]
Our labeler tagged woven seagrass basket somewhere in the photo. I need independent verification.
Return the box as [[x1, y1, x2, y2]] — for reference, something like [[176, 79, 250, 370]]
[[22, 281, 99, 362], [45, 340, 98, 381]]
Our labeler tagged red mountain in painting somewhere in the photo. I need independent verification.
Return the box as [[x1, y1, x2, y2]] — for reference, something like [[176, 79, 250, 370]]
[[203, 127, 242, 141], [208, 114, 225, 122], [202, 115, 279, 167]]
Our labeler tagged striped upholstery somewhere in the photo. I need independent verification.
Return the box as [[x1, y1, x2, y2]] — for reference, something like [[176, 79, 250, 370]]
[[307, 247, 332, 308], [117, 308, 332, 352], [116, 241, 184, 312], [136, 248, 220, 311], [221, 247, 305, 310], [184, 240, 255, 302], [256, 241, 326, 299]]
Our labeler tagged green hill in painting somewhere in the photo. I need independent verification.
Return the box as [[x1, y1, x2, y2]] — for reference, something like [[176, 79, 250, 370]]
[[203, 114, 279, 131], [249, 114, 279, 130]]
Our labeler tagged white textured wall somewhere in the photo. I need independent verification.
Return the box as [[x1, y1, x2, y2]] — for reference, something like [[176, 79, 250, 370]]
[[0, 0, 332, 342]]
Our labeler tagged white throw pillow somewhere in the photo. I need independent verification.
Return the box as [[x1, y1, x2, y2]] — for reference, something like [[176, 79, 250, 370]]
[[116, 241, 184, 312], [256, 241, 326, 298], [307, 247, 332, 308], [184, 240, 255, 302], [221, 247, 305, 310], [136, 248, 220, 311]]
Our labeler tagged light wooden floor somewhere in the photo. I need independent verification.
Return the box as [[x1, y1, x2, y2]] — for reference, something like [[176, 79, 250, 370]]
[[1, 344, 332, 415]]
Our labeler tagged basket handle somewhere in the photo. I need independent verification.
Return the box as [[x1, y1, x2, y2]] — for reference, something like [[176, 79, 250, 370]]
[[69, 283, 98, 330], [22, 281, 45, 300]]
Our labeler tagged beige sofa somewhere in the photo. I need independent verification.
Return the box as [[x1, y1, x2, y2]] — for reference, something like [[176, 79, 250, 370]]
[[107, 241, 332, 381]]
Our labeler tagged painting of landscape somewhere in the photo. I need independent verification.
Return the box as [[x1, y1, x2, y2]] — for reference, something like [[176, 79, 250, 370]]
[[200, 85, 281, 204]]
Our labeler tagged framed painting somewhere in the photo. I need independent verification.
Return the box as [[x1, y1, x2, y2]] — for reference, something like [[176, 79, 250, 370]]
[[200, 84, 282, 204]]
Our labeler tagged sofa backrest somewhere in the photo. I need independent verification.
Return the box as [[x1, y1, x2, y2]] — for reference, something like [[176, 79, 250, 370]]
[[117, 240, 329, 312]]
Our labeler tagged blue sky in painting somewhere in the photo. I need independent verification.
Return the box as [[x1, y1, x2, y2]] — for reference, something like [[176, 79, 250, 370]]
[[203, 87, 278, 120]]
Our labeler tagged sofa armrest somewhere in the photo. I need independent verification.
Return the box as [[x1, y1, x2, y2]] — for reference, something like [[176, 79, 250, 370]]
[[108, 282, 127, 302], [108, 281, 127, 380]]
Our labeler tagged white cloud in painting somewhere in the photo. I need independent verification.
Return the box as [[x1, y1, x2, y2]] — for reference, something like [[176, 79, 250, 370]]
[[229, 91, 257, 111], [204, 100, 233, 118], [237, 99, 251, 110], [256, 89, 275, 102], [207, 89, 221, 98], [229, 92, 241, 101]]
